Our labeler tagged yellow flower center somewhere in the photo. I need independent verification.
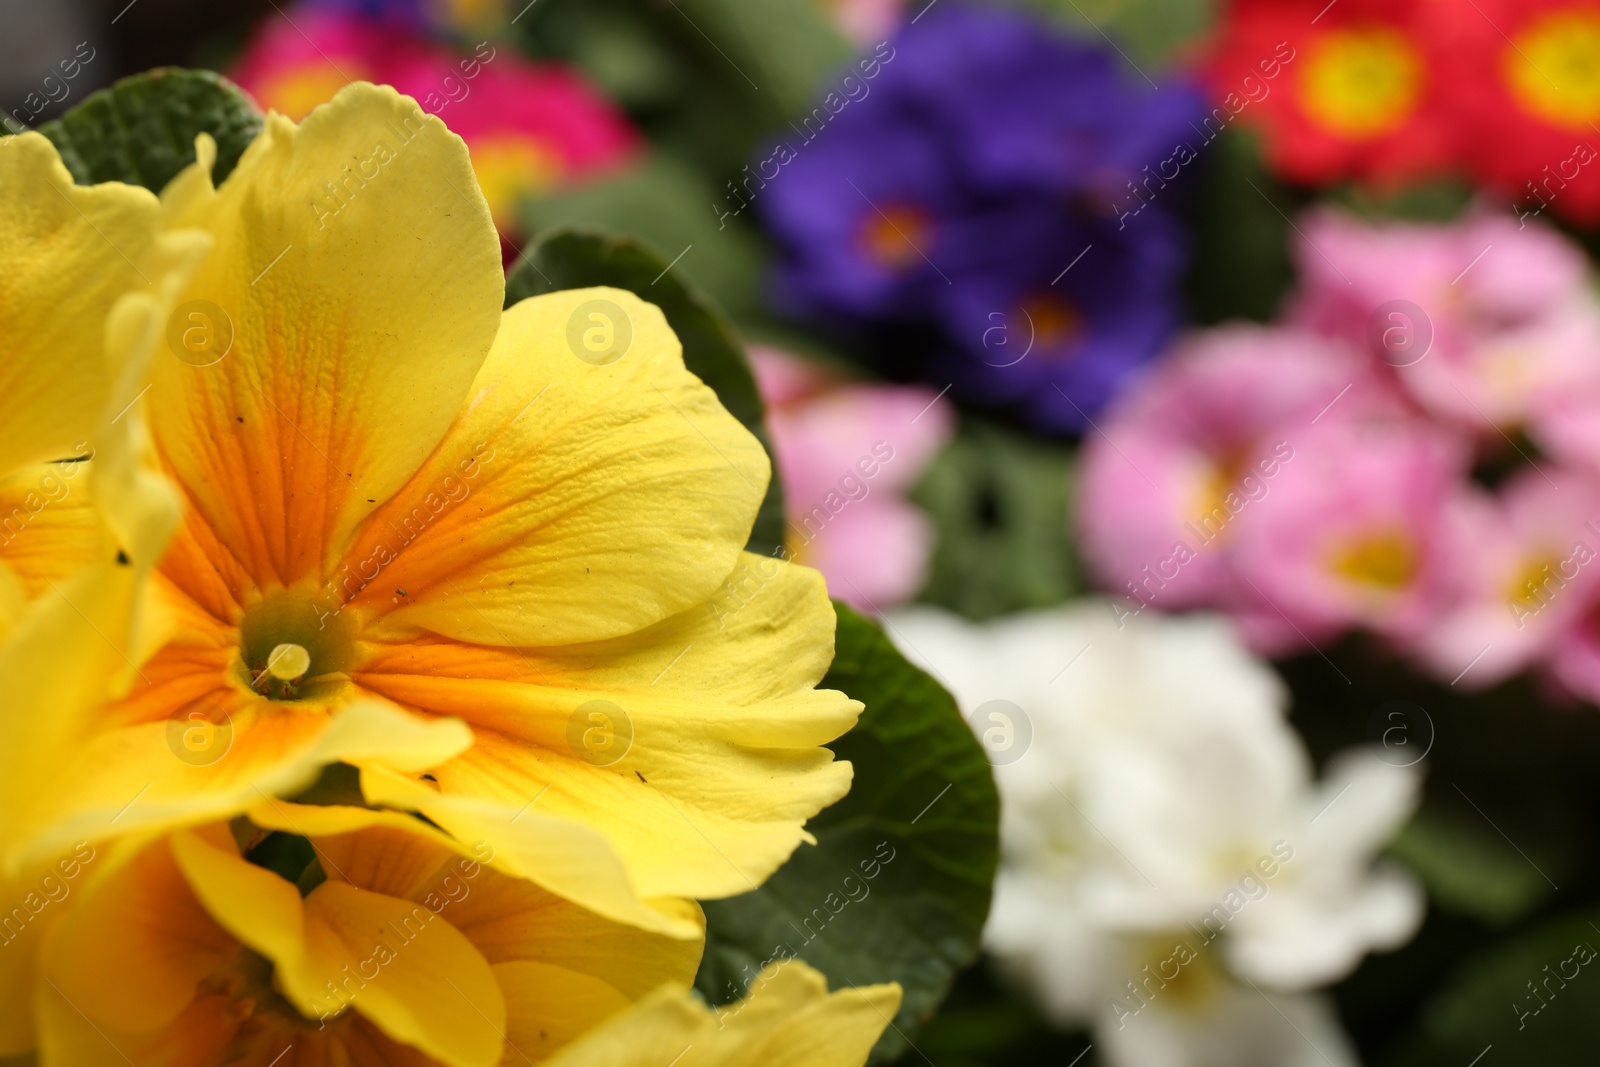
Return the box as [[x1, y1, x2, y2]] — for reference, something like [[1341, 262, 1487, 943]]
[[858, 204, 932, 270], [1300, 27, 1423, 138], [1329, 529, 1418, 592], [1507, 554, 1565, 608], [469, 136, 564, 232], [1505, 9, 1600, 129], [1123, 933, 1227, 1017]]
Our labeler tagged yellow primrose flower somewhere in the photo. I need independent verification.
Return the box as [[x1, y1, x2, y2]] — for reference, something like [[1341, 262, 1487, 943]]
[[11, 83, 859, 934], [543, 960, 902, 1067], [27, 803, 703, 1066]]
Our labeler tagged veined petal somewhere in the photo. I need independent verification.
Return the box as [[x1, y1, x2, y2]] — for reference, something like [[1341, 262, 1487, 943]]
[[353, 554, 859, 902], [541, 962, 901, 1067], [152, 82, 503, 596], [338, 287, 769, 647]]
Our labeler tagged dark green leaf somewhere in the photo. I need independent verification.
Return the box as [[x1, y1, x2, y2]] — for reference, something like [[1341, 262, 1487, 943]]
[[695, 602, 1000, 1062], [505, 227, 785, 555], [911, 419, 1079, 621], [33, 68, 262, 193], [521, 155, 769, 320], [1387, 908, 1600, 1067], [1388, 809, 1556, 928]]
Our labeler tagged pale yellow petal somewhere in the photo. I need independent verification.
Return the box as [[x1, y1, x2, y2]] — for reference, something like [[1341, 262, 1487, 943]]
[[0, 133, 158, 475], [339, 287, 768, 647], [541, 962, 901, 1067], [353, 555, 859, 901], [11, 700, 471, 875]]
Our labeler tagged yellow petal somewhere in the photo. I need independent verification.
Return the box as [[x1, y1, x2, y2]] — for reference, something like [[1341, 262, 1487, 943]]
[[0, 462, 104, 601], [338, 286, 769, 647], [541, 962, 902, 1067], [354, 555, 858, 901], [10, 699, 471, 876], [0, 133, 158, 475], [495, 961, 632, 1061], [359, 768, 703, 941], [169, 827, 505, 1067], [303, 881, 505, 1067], [152, 82, 503, 592], [46, 836, 235, 1034]]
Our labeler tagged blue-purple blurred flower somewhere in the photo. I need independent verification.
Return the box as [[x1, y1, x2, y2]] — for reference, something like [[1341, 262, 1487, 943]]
[[757, 2, 1204, 434]]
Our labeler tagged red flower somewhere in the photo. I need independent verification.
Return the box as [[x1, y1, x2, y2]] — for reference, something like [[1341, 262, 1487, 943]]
[[1205, 0, 1455, 187], [1432, 0, 1600, 224]]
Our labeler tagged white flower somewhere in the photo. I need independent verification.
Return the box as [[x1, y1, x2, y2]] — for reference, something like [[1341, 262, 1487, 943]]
[[885, 602, 1424, 1067]]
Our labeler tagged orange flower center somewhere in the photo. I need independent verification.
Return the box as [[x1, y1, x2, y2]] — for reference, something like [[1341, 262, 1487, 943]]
[[1299, 26, 1423, 138], [1020, 294, 1083, 353], [858, 204, 932, 270], [1505, 8, 1600, 129]]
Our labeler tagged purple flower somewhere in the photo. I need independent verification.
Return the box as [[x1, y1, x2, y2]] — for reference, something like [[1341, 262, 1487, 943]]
[[757, 2, 1204, 434]]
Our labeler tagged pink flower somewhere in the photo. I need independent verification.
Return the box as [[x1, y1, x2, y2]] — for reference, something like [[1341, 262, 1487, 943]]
[[1229, 419, 1466, 653], [229, 11, 637, 244], [1077, 324, 1394, 617], [1410, 471, 1600, 688], [750, 345, 953, 612], [1290, 208, 1600, 435]]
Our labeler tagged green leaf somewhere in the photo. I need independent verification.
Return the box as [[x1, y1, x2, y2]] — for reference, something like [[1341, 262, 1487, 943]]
[[521, 155, 769, 321], [694, 602, 1000, 1062], [32, 68, 262, 193], [673, 0, 852, 118], [1387, 909, 1600, 1067], [504, 227, 785, 556], [1183, 127, 1301, 326], [911, 419, 1079, 621], [1388, 809, 1556, 928]]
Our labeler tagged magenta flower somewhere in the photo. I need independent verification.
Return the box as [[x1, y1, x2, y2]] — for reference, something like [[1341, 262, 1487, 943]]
[[1410, 471, 1600, 689], [750, 345, 954, 612], [229, 9, 637, 247], [1290, 209, 1600, 437]]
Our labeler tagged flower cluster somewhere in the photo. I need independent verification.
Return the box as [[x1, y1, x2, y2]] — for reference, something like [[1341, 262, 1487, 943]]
[[758, 1, 1204, 435], [1209, 0, 1600, 222], [888, 603, 1421, 1067], [1080, 206, 1600, 697], [0, 85, 897, 1065]]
